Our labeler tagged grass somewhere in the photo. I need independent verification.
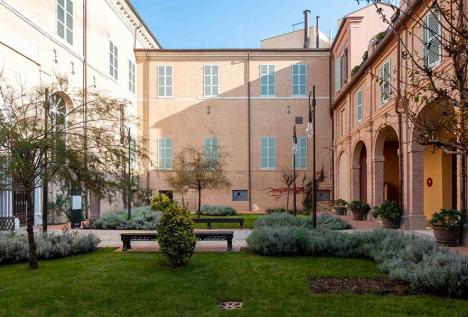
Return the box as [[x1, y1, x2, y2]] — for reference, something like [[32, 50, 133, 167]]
[[0, 250, 467, 316], [190, 214, 261, 229]]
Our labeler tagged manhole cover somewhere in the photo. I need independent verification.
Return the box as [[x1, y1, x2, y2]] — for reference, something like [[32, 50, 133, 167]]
[[218, 300, 243, 310]]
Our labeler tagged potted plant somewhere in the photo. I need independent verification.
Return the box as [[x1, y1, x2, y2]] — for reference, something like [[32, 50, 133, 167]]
[[348, 200, 371, 221], [333, 199, 348, 215], [371, 200, 400, 228], [430, 209, 465, 246]]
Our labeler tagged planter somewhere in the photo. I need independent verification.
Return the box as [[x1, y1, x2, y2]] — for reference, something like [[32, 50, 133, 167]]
[[351, 210, 367, 221], [334, 206, 347, 216], [381, 217, 397, 229], [432, 225, 462, 246]]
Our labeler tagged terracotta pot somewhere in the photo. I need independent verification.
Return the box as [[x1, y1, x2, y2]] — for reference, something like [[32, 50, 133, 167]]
[[432, 225, 462, 246], [351, 210, 367, 221], [334, 206, 347, 216], [381, 217, 396, 229]]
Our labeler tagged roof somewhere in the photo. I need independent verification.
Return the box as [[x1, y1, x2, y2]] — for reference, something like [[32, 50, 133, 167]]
[[124, 0, 162, 48], [135, 48, 330, 53]]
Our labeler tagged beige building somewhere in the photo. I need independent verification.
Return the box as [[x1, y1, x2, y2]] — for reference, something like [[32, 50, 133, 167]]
[[0, 0, 160, 222], [135, 47, 332, 212]]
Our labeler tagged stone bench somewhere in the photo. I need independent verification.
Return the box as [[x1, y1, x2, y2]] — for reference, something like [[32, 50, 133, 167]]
[[120, 231, 234, 252], [192, 217, 244, 229]]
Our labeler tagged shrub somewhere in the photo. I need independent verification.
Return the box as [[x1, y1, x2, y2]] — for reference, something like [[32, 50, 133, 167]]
[[87, 206, 161, 230], [348, 200, 371, 213], [247, 228, 468, 296], [150, 193, 173, 212], [254, 213, 351, 230], [199, 205, 237, 216], [265, 207, 287, 214], [371, 200, 400, 222], [430, 209, 465, 230], [0, 231, 100, 265], [333, 199, 348, 207], [157, 205, 196, 266]]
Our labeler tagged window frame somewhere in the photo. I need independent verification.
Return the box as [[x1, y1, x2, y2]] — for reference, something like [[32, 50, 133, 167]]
[[423, 10, 442, 68], [128, 60, 136, 94], [232, 190, 248, 201], [204, 136, 220, 167], [335, 58, 341, 92], [291, 64, 307, 96], [293, 136, 308, 170], [259, 64, 276, 96], [157, 65, 173, 98], [109, 40, 119, 81], [57, 0, 74, 45], [355, 89, 363, 124], [380, 60, 391, 105], [203, 64, 219, 97], [260, 137, 276, 170], [157, 138, 173, 170]]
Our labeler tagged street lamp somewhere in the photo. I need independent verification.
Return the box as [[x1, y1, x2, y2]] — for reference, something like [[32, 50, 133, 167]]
[[307, 85, 317, 228], [120, 125, 132, 221], [292, 124, 298, 216]]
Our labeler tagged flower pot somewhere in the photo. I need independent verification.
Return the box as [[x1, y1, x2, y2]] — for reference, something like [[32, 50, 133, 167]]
[[381, 217, 396, 229], [334, 206, 347, 216], [351, 210, 367, 221], [432, 226, 462, 246]]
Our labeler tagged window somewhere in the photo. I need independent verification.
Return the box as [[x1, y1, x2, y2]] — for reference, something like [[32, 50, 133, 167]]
[[204, 65, 219, 96], [128, 60, 135, 94], [335, 58, 341, 92], [109, 41, 118, 80], [232, 190, 248, 201], [57, 0, 73, 45], [158, 65, 173, 97], [292, 64, 307, 96], [380, 60, 391, 104], [342, 48, 349, 83], [260, 137, 276, 170], [157, 138, 173, 170], [204, 137, 219, 167], [294, 137, 307, 169], [260, 65, 276, 96], [130, 135, 137, 170], [355, 90, 363, 123], [423, 10, 442, 68]]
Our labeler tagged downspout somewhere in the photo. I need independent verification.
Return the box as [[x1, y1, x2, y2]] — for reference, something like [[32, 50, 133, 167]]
[[247, 51, 252, 211], [329, 52, 334, 201], [396, 32, 404, 215], [144, 51, 150, 202]]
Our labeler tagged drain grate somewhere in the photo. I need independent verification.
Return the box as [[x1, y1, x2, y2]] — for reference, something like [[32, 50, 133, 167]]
[[218, 300, 243, 310]]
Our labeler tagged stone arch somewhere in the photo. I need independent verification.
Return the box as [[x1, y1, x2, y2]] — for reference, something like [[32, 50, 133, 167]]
[[373, 125, 400, 206], [352, 140, 368, 203], [337, 150, 350, 201]]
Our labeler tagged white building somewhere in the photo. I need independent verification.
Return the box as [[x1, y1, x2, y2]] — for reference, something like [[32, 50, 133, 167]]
[[0, 0, 160, 223]]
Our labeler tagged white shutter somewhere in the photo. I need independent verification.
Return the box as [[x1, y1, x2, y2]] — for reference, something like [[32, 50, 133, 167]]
[[425, 11, 441, 67]]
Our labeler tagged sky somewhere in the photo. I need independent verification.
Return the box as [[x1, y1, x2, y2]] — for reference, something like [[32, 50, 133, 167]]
[[131, 0, 372, 49]]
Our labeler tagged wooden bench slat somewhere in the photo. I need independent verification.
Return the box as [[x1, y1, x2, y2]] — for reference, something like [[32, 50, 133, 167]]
[[192, 218, 244, 229]]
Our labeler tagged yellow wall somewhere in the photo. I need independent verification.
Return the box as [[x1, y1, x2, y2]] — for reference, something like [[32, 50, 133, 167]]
[[423, 148, 452, 218]]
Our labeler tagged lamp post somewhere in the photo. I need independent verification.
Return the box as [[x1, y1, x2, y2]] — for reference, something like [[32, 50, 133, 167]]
[[292, 125, 298, 216], [307, 85, 317, 228]]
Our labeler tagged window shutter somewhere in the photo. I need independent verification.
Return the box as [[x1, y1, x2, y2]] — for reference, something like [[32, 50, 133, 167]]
[[335, 58, 341, 92], [426, 11, 441, 67]]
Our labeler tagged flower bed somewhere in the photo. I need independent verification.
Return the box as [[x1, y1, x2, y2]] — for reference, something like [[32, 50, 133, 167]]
[[0, 231, 100, 265], [254, 213, 351, 230]]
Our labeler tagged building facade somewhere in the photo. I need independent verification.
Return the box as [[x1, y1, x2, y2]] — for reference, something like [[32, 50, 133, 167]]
[[331, 0, 468, 230], [0, 0, 160, 223], [135, 48, 332, 212]]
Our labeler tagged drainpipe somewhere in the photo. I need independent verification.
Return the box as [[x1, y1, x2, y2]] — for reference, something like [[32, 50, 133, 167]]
[[329, 52, 334, 201], [247, 51, 252, 211], [396, 32, 404, 216], [82, 0, 89, 218]]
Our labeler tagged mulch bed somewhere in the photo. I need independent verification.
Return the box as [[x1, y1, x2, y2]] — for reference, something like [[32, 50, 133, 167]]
[[310, 277, 409, 295]]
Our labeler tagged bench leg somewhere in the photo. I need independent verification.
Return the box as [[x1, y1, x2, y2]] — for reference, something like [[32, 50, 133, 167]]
[[240, 222, 244, 229], [227, 238, 233, 252], [208, 223, 212, 229], [122, 240, 131, 251]]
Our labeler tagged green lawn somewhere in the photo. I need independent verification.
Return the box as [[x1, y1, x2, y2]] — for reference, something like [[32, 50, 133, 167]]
[[0, 250, 467, 316], [191, 214, 261, 229]]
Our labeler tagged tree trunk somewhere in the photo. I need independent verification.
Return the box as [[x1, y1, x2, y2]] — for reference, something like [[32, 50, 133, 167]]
[[26, 188, 38, 269], [286, 187, 290, 212], [197, 187, 201, 218]]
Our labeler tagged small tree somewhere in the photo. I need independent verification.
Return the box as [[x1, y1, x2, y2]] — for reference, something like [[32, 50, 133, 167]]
[[0, 76, 144, 269], [280, 167, 298, 212], [167, 146, 231, 216]]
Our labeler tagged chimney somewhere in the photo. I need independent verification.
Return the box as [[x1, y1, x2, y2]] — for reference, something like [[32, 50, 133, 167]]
[[303, 10, 310, 49], [316, 16, 320, 48]]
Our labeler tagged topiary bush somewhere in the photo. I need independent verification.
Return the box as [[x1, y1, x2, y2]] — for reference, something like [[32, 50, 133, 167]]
[[247, 228, 468, 297], [254, 213, 351, 230], [150, 193, 173, 212], [157, 205, 196, 267], [0, 231, 100, 265], [87, 206, 161, 230], [199, 205, 237, 216]]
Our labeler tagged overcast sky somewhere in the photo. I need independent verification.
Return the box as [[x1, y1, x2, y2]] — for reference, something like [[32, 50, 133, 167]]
[[131, 0, 372, 48]]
